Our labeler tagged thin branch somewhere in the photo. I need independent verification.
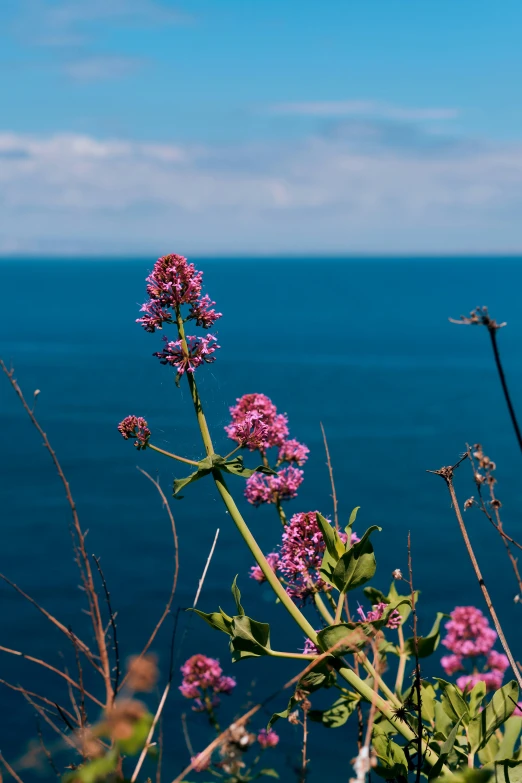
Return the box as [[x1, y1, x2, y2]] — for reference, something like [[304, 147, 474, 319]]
[[428, 453, 522, 690], [194, 528, 220, 608], [92, 556, 120, 701], [0, 645, 104, 708], [467, 445, 522, 596], [0, 679, 78, 727], [0, 571, 102, 675], [407, 533, 422, 783], [130, 682, 171, 782], [0, 360, 112, 706], [180, 713, 194, 757], [449, 308, 522, 451], [119, 468, 180, 689], [0, 753, 25, 783], [36, 720, 60, 778], [69, 628, 87, 727], [21, 692, 77, 750], [320, 422, 339, 530]]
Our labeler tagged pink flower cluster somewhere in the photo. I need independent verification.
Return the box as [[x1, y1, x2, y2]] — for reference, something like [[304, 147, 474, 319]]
[[250, 552, 280, 584], [137, 254, 221, 333], [277, 512, 357, 603], [226, 394, 290, 452], [257, 729, 280, 749], [278, 439, 310, 466], [153, 334, 219, 376], [440, 606, 509, 693], [244, 466, 304, 507], [179, 654, 236, 709], [357, 602, 401, 629], [117, 416, 151, 450], [249, 512, 360, 603]]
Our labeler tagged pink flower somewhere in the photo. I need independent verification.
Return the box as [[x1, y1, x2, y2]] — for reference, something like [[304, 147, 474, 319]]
[[244, 467, 304, 506], [117, 416, 151, 450], [271, 466, 304, 501], [278, 439, 310, 466], [188, 293, 222, 329], [278, 511, 341, 603], [513, 702, 522, 717], [257, 729, 280, 749], [179, 654, 236, 708], [457, 670, 504, 693], [357, 603, 401, 629], [244, 474, 273, 506], [230, 411, 269, 450], [215, 676, 236, 695], [487, 650, 509, 673], [441, 655, 464, 676], [442, 606, 497, 657], [154, 334, 219, 375], [250, 553, 280, 583], [225, 393, 289, 452], [302, 637, 320, 655]]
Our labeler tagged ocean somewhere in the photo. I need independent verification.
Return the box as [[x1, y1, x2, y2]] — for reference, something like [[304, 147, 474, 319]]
[[2, 257, 522, 781]]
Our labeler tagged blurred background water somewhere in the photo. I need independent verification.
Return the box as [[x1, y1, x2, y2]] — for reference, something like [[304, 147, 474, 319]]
[[1, 256, 522, 780]]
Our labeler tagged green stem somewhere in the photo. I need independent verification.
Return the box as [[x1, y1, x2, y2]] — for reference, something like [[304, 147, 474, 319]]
[[314, 593, 335, 624], [338, 665, 448, 774], [175, 306, 213, 456], [395, 626, 407, 695], [212, 469, 318, 642], [268, 650, 318, 661], [148, 443, 199, 466], [354, 653, 401, 709], [334, 592, 345, 624]]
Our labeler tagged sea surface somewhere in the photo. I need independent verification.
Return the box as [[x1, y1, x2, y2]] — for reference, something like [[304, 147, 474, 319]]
[[1, 257, 522, 781]]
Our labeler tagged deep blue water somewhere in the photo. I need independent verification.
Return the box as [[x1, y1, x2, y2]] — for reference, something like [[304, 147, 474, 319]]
[[2, 257, 522, 780]]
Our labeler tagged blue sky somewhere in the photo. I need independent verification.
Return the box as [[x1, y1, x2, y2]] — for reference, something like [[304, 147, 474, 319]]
[[1, 0, 522, 255]]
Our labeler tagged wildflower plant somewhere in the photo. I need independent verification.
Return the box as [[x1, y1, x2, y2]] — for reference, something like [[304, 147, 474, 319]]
[[5, 257, 522, 783], [115, 254, 522, 782]]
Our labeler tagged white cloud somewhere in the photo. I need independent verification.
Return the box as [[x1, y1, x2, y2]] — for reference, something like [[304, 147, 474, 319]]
[[1, 123, 522, 255], [268, 101, 458, 121], [62, 55, 143, 81]]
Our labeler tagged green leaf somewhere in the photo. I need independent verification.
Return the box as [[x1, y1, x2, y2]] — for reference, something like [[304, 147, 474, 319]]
[[434, 699, 454, 738], [479, 734, 501, 765], [363, 586, 389, 606], [469, 681, 519, 753], [405, 612, 445, 659], [329, 525, 381, 593], [309, 696, 358, 728], [316, 512, 345, 560], [229, 615, 271, 660], [494, 760, 522, 783], [373, 733, 408, 779], [191, 608, 234, 635], [173, 466, 211, 495], [231, 575, 245, 616], [63, 751, 119, 783], [496, 717, 522, 761], [221, 455, 276, 479], [428, 717, 463, 779], [347, 505, 360, 530], [258, 770, 280, 779], [268, 694, 299, 729], [435, 678, 470, 727], [420, 681, 437, 724], [317, 623, 377, 657], [469, 681, 488, 719]]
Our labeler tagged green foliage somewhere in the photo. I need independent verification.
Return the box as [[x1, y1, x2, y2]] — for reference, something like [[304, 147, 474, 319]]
[[373, 733, 408, 779], [193, 577, 272, 660], [405, 612, 446, 658], [468, 681, 519, 754], [309, 694, 358, 728], [173, 454, 275, 495]]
